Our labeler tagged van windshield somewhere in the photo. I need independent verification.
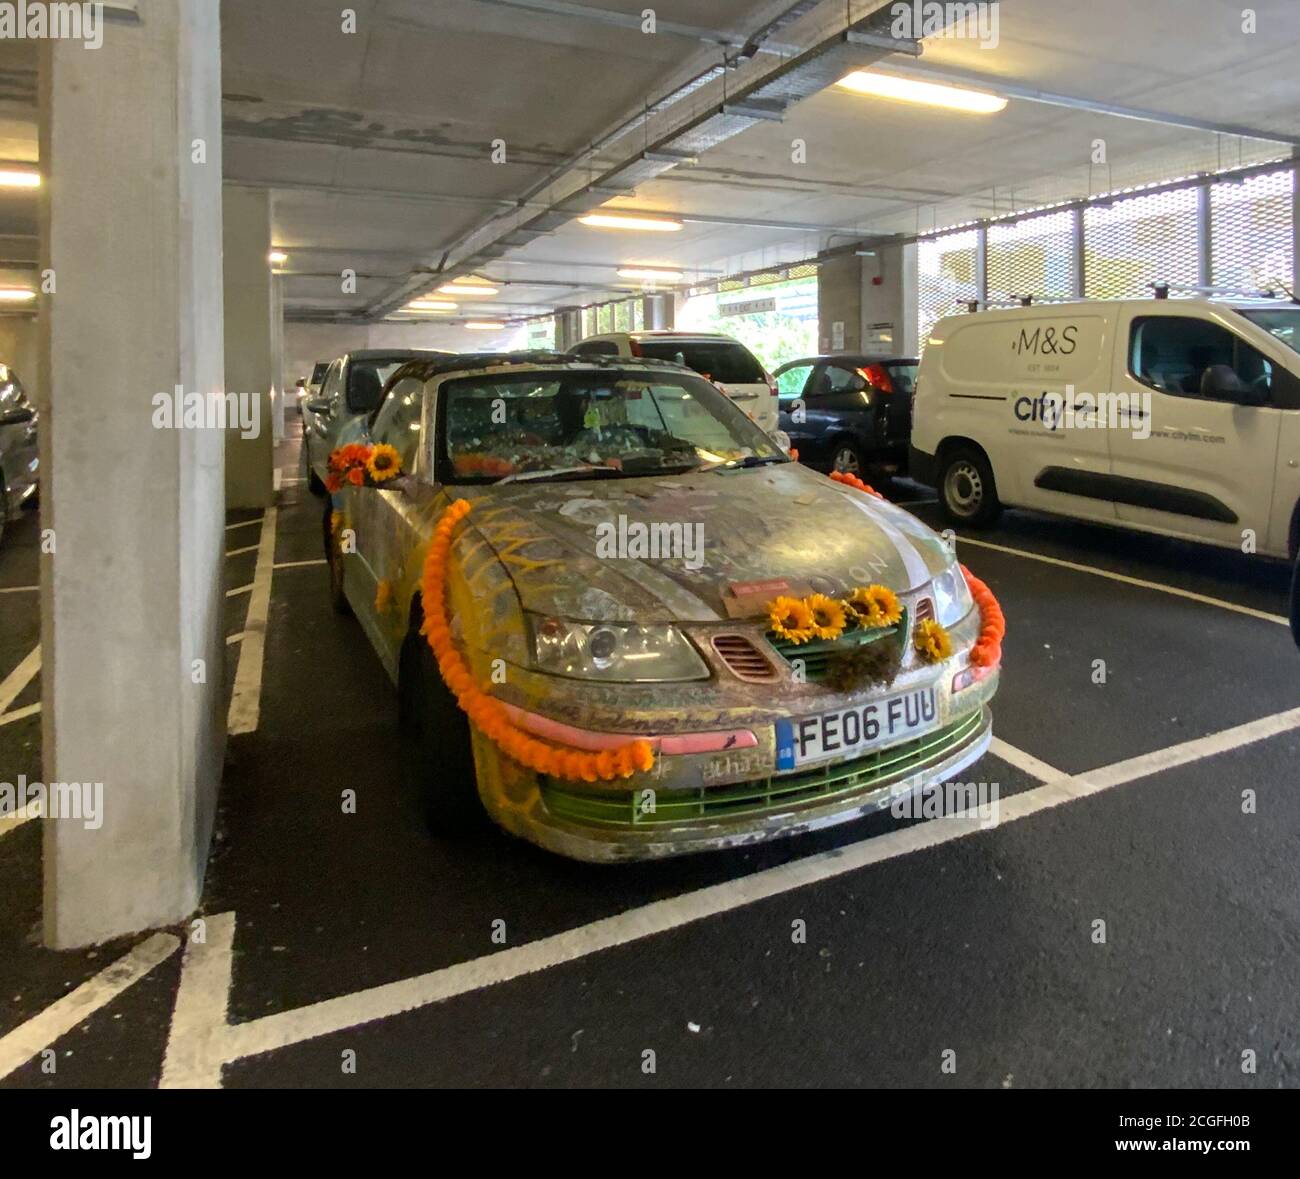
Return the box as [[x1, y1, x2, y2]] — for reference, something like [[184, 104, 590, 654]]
[[1236, 308, 1300, 354]]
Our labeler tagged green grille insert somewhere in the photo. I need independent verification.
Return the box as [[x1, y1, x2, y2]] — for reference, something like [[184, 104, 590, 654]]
[[768, 614, 905, 682], [541, 709, 984, 829]]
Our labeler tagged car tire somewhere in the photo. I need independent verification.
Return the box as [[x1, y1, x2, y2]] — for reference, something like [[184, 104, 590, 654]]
[[938, 445, 1002, 528], [398, 626, 485, 835], [324, 503, 352, 616], [829, 440, 867, 476]]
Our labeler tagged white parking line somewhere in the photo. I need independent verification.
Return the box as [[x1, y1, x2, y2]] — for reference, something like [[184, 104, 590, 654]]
[[956, 536, 1288, 625], [0, 933, 179, 1082], [272, 559, 326, 570], [160, 914, 236, 1089], [166, 712, 1300, 1081], [0, 646, 40, 715], [989, 736, 1062, 783], [227, 507, 278, 736], [225, 518, 263, 533], [225, 632, 244, 646], [0, 584, 38, 593], [0, 800, 41, 838], [225, 543, 259, 558], [0, 702, 40, 728], [225, 584, 253, 599]]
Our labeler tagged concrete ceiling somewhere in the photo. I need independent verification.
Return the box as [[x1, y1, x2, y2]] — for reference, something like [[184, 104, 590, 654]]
[[5, 0, 1299, 344]]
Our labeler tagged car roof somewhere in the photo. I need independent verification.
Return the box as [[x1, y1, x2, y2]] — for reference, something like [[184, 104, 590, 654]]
[[396, 351, 697, 381], [777, 354, 918, 368], [344, 348, 453, 363]]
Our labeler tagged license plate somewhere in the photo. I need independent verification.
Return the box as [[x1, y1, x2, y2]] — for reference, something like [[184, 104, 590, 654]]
[[775, 684, 939, 770]]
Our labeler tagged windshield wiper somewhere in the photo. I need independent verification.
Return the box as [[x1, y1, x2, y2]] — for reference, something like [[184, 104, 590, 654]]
[[699, 455, 787, 473], [495, 465, 625, 485]]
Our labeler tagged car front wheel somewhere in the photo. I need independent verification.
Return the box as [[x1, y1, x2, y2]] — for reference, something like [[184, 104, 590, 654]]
[[398, 626, 485, 835], [939, 446, 1002, 528], [830, 441, 866, 476]]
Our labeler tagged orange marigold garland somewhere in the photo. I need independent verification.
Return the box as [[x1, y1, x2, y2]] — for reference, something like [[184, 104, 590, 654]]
[[327, 442, 403, 492], [828, 469, 884, 499], [420, 499, 655, 782], [961, 564, 1005, 668]]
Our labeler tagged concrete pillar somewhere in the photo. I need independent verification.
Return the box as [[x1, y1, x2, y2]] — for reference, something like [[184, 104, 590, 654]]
[[859, 240, 912, 357], [818, 252, 862, 353], [270, 274, 285, 442], [40, 0, 225, 947], [554, 305, 581, 349], [223, 186, 275, 507]]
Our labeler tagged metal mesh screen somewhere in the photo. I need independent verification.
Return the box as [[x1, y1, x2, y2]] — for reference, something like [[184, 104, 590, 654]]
[[987, 210, 1075, 305], [1211, 168, 1294, 292], [1083, 186, 1199, 299], [918, 229, 979, 350]]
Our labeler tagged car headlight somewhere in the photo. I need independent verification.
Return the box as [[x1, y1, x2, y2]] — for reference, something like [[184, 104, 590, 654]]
[[929, 563, 974, 627], [529, 616, 710, 682]]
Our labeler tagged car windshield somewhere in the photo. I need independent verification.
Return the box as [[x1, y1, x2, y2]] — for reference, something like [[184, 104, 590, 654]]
[[439, 368, 784, 483], [635, 340, 765, 384], [347, 357, 416, 413], [1236, 308, 1300, 354]]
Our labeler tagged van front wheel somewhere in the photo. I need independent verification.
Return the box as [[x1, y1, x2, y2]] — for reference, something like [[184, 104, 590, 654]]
[[939, 447, 1001, 528]]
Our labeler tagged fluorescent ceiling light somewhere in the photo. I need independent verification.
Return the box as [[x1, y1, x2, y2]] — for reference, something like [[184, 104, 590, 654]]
[[268, 250, 288, 265], [0, 169, 40, 188], [579, 213, 683, 232], [464, 321, 506, 330], [405, 300, 457, 312], [0, 287, 35, 302], [618, 267, 684, 282], [836, 71, 1007, 114], [437, 283, 498, 296]]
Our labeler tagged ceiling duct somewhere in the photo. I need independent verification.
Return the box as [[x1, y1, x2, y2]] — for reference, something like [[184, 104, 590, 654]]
[[364, 0, 925, 321]]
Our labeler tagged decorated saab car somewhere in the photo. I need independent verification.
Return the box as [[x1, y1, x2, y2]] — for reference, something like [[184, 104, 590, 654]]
[[324, 353, 1004, 861]]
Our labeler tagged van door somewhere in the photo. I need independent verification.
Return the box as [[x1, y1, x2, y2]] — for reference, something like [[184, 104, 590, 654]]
[[1110, 308, 1283, 552], [953, 311, 1118, 522]]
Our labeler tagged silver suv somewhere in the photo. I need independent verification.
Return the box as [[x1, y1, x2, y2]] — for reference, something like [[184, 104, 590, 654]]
[[0, 364, 37, 548]]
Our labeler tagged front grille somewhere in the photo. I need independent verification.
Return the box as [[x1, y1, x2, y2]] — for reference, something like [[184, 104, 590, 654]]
[[711, 632, 779, 682], [768, 616, 904, 682], [541, 710, 984, 829], [913, 597, 935, 623]]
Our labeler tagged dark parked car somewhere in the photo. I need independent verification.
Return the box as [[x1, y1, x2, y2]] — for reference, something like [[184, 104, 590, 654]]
[[773, 354, 918, 476]]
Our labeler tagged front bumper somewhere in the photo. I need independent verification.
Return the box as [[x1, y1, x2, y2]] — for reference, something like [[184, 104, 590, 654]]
[[484, 690, 996, 862]]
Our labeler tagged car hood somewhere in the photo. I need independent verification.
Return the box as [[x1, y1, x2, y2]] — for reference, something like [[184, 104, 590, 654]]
[[461, 464, 953, 624]]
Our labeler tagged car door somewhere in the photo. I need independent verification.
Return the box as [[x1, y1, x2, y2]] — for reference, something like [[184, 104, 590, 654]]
[[0, 368, 38, 510], [775, 361, 815, 454], [345, 375, 429, 675], [305, 359, 343, 477], [1111, 308, 1283, 550]]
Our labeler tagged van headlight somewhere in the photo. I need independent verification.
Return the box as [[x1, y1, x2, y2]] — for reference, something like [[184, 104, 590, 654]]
[[529, 616, 710, 682], [929, 564, 974, 627]]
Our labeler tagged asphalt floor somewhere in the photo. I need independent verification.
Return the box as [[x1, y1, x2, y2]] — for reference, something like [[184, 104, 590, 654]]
[[2, 420, 1298, 1088]]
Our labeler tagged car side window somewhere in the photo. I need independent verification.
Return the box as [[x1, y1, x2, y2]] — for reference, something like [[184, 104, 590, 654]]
[[321, 362, 344, 411], [1130, 316, 1273, 404], [776, 364, 812, 398], [825, 365, 865, 394], [369, 377, 425, 475], [572, 340, 618, 357]]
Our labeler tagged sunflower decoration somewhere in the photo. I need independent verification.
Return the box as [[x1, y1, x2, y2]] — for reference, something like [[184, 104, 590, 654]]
[[767, 595, 816, 645], [367, 443, 402, 483], [913, 617, 954, 664], [805, 593, 847, 642], [846, 584, 903, 630]]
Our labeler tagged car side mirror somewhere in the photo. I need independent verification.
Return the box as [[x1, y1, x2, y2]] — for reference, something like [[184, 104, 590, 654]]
[[295, 378, 307, 389], [0, 405, 34, 426], [305, 398, 330, 415]]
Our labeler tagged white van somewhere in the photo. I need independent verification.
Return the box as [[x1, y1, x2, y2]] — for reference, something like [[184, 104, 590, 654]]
[[568, 331, 779, 434], [910, 297, 1300, 559]]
